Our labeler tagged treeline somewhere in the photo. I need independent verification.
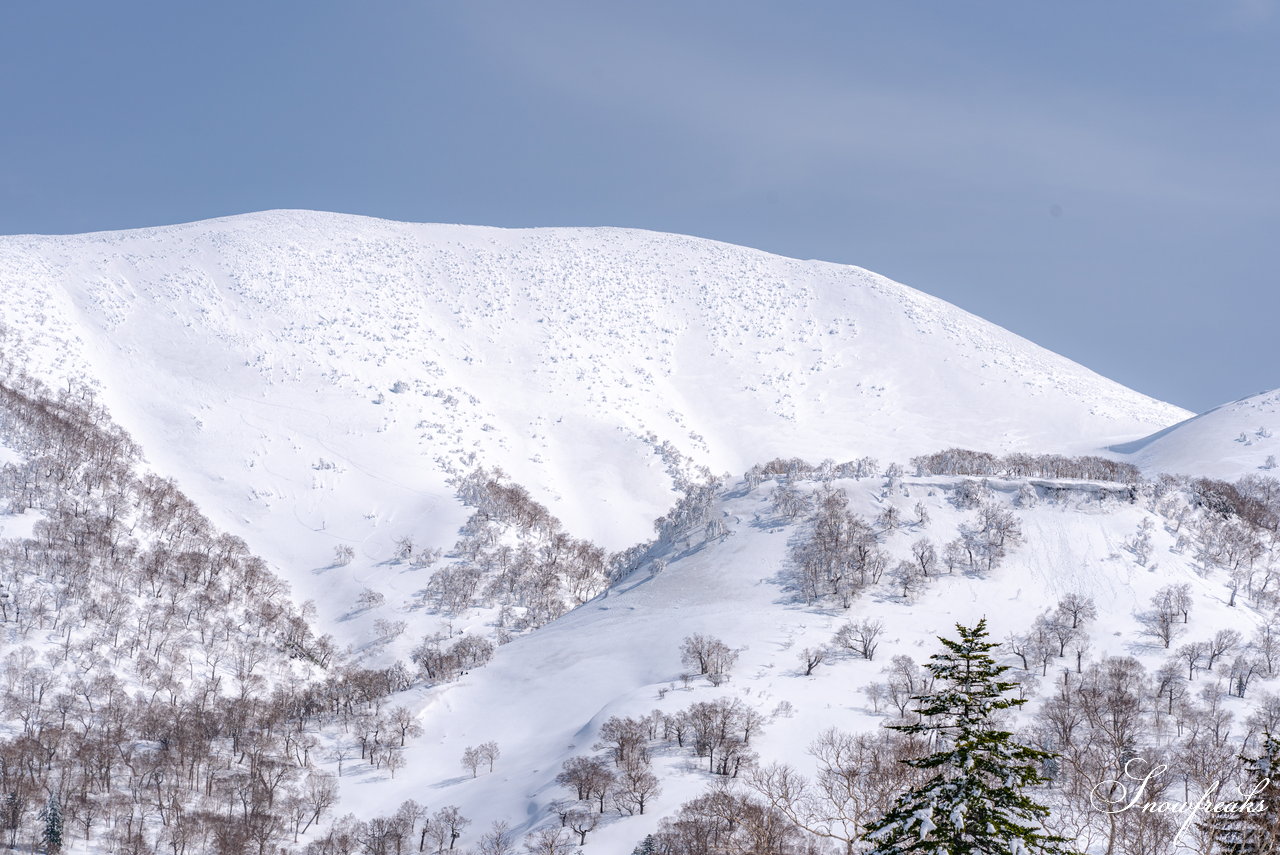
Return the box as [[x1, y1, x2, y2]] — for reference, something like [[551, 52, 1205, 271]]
[[0, 352, 403, 854], [745, 456, 881, 487], [910, 448, 1142, 483]]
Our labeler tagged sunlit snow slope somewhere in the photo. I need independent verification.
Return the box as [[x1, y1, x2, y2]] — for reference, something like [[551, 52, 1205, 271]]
[[1113, 388, 1280, 479], [0, 210, 1187, 629], [338, 473, 1253, 851]]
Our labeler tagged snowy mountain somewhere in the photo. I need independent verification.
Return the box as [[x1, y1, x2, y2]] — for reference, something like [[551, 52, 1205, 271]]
[[4, 210, 1270, 855], [0, 211, 1186, 612], [1113, 388, 1280, 479]]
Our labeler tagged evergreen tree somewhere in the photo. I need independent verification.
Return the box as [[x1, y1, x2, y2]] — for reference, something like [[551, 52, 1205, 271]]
[[2, 792, 20, 849], [631, 834, 657, 855], [1203, 732, 1280, 854], [861, 619, 1078, 855], [39, 795, 62, 854]]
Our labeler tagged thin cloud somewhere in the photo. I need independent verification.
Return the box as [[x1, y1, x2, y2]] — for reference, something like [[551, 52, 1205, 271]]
[[450, 4, 1278, 215]]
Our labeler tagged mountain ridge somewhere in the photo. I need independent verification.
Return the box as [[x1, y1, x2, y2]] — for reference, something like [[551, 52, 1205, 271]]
[[0, 209, 1190, 635]]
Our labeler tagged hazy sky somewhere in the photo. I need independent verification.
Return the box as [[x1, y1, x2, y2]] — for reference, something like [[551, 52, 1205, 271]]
[[2, 2, 1275, 413]]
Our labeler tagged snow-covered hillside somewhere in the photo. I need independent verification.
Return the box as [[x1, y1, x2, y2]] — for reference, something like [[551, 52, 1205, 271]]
[[1114, 388, 1280, 479], [7, 211, 1268, 855], [0, 210, 1188, 638], [325, 464, 1280, 854]]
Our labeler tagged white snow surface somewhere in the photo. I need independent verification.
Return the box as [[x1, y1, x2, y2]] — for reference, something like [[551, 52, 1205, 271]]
[[334, 475, 1263, 851], [0, 209, 1183, 551], [1, 211, 1234, 851], [1114, 388, 1280, 479]]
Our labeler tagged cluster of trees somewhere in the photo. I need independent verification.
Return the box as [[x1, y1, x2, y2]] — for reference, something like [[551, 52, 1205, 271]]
[[302, 801, 479, 855], [1005, 593, 1099, 675], [392, 535, 443, 569], [547, 714, 664, 845], [444, 461, 729, 630], [1002, 604, 1280, 853], [738, 728, 930, 854], [552, 747, 659, 840], [1140, 472, 1280, 704], [642, 785, 818, 855], [1133, 582, 1278, 702], [461, 742, 501, 778], [646, 622, 1076, 855], [546, 696, 771, 848], [1136, 583, 1194, 648], [639, 617, 1280, 855], [783, 487, 889, 607], [745, 456, 881, 487], [307, 795, 656, 855], [1200, 732, 1280, 852], [781, 481, 1023, 609], [648, 477, 722, 550], [885, 539, 941, 601], [409, 467, 614, 629], [410, 632, 496, 685], [0, 363, 413, 853], [910, 448, 1141, 483], [679, 633, 739, 685], [860, 655, 936, 718], [1028, 654, 1261, 854], [945, 500, 1024, 575], [1171, 501, 1274, 612], [346, 705, 424, 779], [1189, 476, 1279, 534], [600, 698, 764, 780], [610, 469, 726, 582], [676, 698, 765, 778]]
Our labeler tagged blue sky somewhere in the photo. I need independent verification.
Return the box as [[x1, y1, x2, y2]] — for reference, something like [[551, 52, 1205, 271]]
[[1, 2, 1275, 413]]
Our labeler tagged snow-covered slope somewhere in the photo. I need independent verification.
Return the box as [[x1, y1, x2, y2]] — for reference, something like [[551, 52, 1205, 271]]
[[0, 211, 1271, 854], [1113, 388, 1280, 479], [0, 211, 1185, 601], [336, 472, 1269, 851]]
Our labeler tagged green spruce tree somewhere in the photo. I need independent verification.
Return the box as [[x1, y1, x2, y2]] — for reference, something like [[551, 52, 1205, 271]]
[[861, 619, 1078, 855], [39, 795, 62, 854], [631, 833, 657, 855], [1204, 732, 1280, 854], [2, 792, 20, 849]]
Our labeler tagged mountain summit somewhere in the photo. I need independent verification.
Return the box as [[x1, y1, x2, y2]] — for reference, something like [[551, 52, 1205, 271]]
[[0, 210, 1186, 551]]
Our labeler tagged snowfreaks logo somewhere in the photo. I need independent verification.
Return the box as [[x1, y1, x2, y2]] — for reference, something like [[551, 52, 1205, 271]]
[[1091, 758, 1270, 845]]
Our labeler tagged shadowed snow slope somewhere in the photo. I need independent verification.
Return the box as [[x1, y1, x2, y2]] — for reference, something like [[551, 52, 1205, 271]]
[[1113, 388, 1280, 479], [0, 210, 1186, 624]]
